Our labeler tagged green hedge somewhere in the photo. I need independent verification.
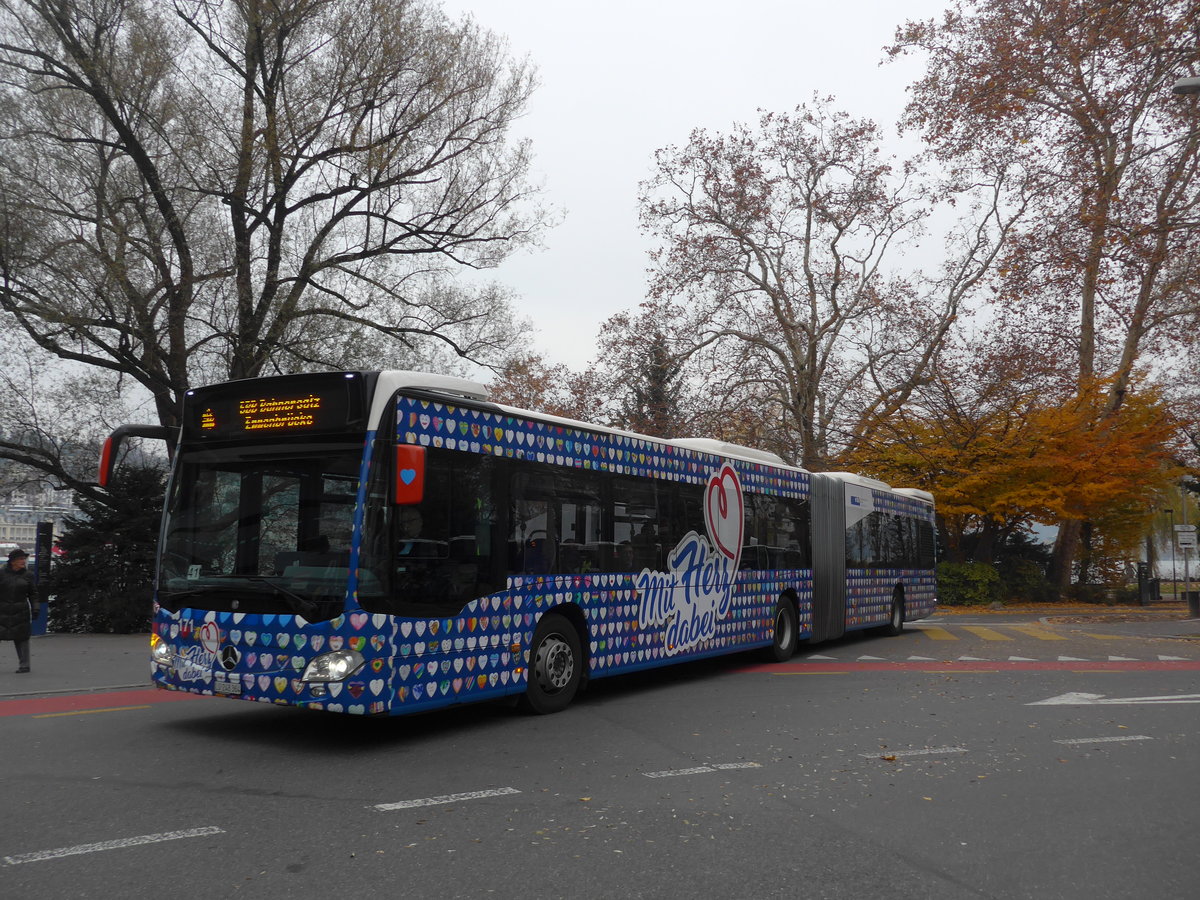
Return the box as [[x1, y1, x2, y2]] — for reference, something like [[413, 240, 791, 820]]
[[936, 561, 1004, 606]]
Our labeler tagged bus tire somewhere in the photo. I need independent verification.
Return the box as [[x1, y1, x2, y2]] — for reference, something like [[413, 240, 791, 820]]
[[765, 596, 799, 662], [883, 589, 905, 636], [520, 612, 582, 714]]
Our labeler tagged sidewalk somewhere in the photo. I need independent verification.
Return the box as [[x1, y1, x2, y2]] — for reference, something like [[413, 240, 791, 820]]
[[0, 633, 151, 699], [935, 602, 1200, 641]]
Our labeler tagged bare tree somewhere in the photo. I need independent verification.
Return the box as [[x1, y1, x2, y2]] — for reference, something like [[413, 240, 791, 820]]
[[638, 98, 1024, 469], [0, 0, 544, 481]]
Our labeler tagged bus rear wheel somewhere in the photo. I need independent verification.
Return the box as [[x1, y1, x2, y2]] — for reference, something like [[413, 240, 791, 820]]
[[764, 596, 799, 662], [520, 612, 582, 714], [882, 589, 905, 636]]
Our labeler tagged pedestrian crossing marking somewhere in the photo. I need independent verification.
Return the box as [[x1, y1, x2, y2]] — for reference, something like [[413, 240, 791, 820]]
[[962, 625, 1012, 641], [1007, 624, 1068, 641], [919, 626, 957, 641]]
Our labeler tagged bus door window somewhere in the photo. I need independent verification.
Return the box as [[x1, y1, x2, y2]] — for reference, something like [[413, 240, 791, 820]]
[[613, 477, 658, 572], [661, 481, 704, 559], [553, 469, 603, 573], [166, 467, 240, 576], [752, 494, 811, 570], [511, 495, 554, 574]]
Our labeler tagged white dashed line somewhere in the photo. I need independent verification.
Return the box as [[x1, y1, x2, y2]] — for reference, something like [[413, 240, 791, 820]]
[[861, 746, 968, 759], [1054, 735, 1154, 746], [643, 762, 761, 778], [375, 787, 521, 811], [4, 827, 224, 865]]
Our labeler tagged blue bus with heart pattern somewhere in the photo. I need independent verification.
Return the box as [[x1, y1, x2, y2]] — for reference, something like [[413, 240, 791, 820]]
[[100, 371, 937, 715]]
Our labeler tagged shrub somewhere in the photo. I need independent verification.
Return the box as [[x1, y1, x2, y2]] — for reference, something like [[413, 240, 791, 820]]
[[936, 561, 1003, 606], [998, 558, 1054, 604]]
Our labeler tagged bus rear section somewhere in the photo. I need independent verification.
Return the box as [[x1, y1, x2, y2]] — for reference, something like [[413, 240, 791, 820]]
[[810, 472, 937, 642]]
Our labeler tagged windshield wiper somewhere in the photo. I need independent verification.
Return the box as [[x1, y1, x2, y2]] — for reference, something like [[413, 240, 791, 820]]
[[243, 576, 322, 619], [162, 576, 324, 619]]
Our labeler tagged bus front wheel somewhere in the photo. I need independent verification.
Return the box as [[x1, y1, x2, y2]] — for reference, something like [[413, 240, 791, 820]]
[[520, 612, 582, 714], [764, 596, 799, 663]]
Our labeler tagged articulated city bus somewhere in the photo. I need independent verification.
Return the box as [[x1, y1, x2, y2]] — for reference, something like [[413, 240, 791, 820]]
[[101, 371, 936, 715]]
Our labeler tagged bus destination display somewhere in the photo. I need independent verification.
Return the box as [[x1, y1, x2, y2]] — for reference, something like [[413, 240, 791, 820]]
[[186, 374, 366, 439]]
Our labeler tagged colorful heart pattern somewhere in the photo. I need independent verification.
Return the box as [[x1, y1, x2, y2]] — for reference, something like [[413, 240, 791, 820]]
[[148, 401, 934, 715]]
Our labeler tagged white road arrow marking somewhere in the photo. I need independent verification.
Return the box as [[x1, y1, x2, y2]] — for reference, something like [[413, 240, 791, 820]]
[[1029, 692, 1200, 706]]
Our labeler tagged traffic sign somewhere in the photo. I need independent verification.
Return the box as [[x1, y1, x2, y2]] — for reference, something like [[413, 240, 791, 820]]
[[1178, 531, 1196, 548], [1174, 523, 1196, 532]]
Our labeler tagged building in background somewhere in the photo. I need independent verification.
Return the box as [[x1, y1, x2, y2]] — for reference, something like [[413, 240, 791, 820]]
[[0, 487, 75, 554]]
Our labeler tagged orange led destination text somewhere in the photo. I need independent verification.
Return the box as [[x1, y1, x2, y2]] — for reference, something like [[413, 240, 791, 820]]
[[237, 394, 322, 431]]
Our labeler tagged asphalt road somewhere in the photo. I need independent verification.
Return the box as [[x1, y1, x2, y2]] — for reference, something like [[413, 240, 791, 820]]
[[1, 615, 1198, 899]]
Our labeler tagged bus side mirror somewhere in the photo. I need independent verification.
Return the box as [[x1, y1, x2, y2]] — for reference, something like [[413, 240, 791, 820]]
[[98, 425, 178, 487], [394, 445, 425, 505]]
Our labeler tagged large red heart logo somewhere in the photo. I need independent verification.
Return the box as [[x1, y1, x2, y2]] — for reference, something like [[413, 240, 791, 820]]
[[704, 464, 744, 563], [197, 621, 221, 655]]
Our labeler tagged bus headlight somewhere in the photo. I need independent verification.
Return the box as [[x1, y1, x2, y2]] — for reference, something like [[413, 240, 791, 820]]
[[150, 634, 173, 666], [302, 650, 365, 683]]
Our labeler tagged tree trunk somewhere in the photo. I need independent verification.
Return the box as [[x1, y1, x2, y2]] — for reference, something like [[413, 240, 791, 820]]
[[1047, 520, 1083, 600]]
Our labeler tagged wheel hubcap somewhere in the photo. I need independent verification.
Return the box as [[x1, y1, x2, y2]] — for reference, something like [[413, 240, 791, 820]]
[[534, 634, 574, 692], [776, 608, 793, 646]]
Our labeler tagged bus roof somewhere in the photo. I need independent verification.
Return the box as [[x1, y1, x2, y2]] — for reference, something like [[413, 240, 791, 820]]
[[822, 471, 935, 504], [668, 437, 789, 467], [372, 370, 809, 475]]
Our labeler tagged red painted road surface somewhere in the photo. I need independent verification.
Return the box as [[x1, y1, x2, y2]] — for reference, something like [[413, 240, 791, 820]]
[[0, 688, 200, 718], [4, 658, 1199, 717]]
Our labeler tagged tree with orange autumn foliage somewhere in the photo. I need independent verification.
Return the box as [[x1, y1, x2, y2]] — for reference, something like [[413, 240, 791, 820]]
[[847, 354, 1185, 581], [890, 0, 1200, 591]]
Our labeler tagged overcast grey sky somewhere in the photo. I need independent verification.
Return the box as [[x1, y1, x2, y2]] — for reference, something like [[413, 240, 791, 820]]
[[441, 0, 951, 370]]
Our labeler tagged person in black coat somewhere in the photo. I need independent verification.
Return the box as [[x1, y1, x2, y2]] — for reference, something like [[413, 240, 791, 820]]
[[0, 547, 36, 673]]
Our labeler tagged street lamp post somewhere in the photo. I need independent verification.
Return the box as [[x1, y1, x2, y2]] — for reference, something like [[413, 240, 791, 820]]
[[1166, 508, 1177, 600], [1172, 73, 1198, 613], [1184, 498, 1198, 618]]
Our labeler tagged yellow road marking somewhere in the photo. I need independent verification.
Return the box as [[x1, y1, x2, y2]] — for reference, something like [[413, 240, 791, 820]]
[[775, 671, 848, 675], [962, 626, 1012, 641], [33, 705, 152, 719], [924, 669, 1000, 673], [1008, 624, 1067, 641], [1082, 632, 1125, 641], [919, 626, 957, 641]]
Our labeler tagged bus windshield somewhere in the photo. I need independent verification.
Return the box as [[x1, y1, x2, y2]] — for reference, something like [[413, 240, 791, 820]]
[[158, 443, 374, 621]]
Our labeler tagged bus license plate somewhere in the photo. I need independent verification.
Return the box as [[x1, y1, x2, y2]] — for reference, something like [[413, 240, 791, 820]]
[[214, 680, 242, 696]]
